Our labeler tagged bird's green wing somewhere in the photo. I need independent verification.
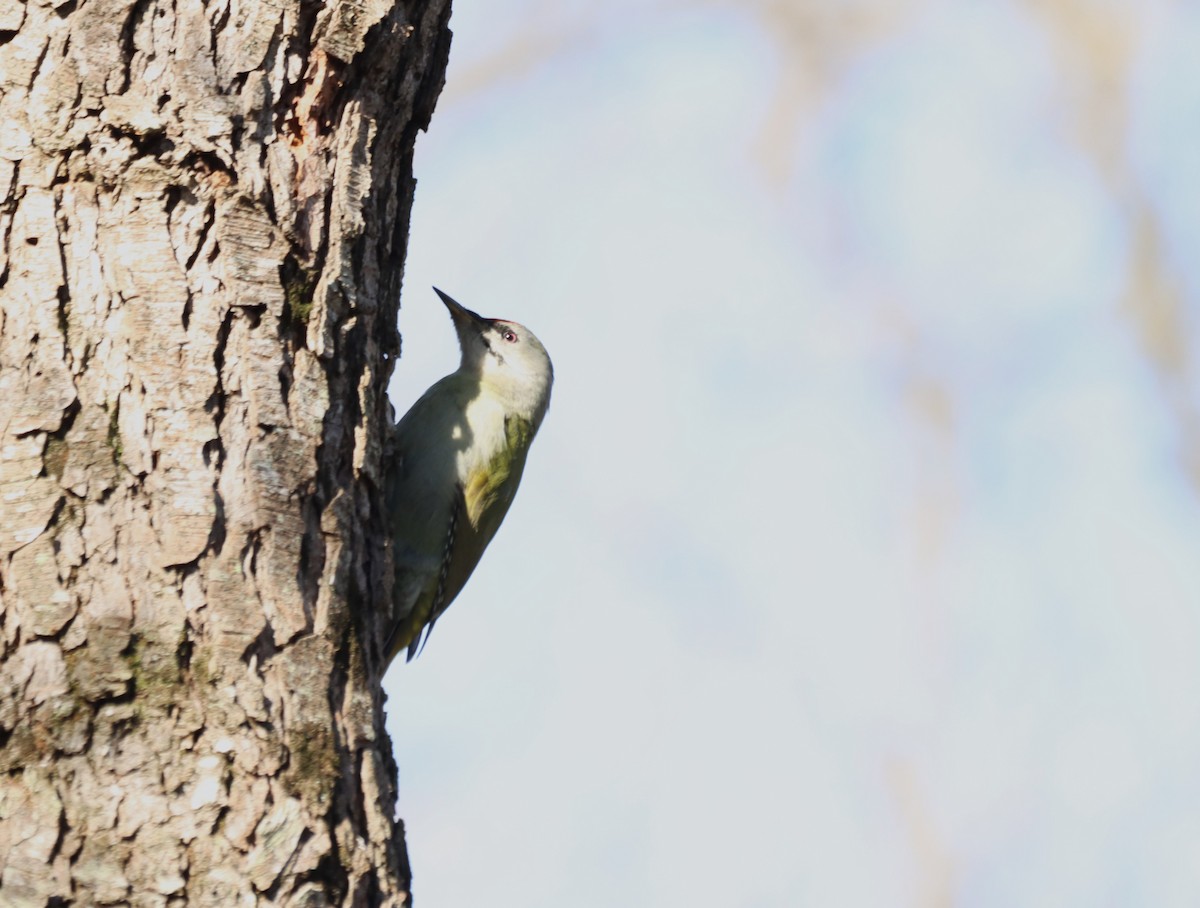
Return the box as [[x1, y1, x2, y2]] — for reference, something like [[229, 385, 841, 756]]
[[404, 415, 536, 660]]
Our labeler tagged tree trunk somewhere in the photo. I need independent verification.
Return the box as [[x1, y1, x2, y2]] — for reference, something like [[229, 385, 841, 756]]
[[0, 0, 450, 904]]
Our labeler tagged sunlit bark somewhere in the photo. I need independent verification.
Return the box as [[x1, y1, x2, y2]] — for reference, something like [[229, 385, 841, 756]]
[[0, 0, 450, 904]]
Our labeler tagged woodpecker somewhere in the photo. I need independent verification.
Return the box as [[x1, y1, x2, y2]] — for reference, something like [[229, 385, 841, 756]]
[[386, 288, 554, 663]]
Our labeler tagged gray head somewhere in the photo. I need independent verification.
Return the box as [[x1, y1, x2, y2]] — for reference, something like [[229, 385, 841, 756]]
[[434, 287, 554, 425]]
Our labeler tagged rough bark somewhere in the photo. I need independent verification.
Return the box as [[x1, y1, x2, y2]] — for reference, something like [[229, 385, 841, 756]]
[[0, 0, 450, 905]]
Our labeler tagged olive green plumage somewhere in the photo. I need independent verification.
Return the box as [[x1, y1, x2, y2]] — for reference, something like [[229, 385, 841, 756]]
[[386, 289, 553, 663]]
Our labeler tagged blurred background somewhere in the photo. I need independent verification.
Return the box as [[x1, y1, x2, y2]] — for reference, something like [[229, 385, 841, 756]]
[[384, 1, 1200, 905]]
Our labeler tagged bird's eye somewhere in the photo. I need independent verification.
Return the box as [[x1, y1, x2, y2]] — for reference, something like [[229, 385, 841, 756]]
[[502, 329, 518, 343]]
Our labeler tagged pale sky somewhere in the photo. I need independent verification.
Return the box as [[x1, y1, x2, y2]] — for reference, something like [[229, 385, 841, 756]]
[[385, 3, 1200, 905]]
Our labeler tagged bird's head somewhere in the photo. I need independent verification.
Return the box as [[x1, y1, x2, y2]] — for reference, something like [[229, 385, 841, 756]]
[[434, 287, 554, 425]]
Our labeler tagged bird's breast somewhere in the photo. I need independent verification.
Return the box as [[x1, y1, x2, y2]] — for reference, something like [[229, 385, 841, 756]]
[[453, 393, 511, 479]]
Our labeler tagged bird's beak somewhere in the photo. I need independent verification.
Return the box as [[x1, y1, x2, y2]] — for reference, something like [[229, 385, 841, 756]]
[[433, 287, 488, 338]]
